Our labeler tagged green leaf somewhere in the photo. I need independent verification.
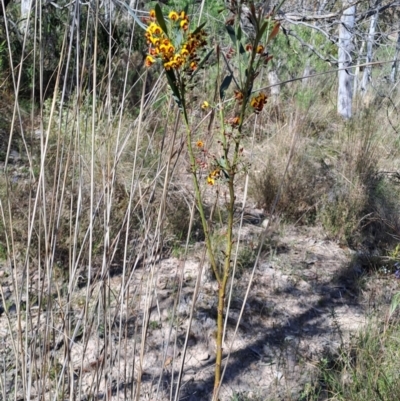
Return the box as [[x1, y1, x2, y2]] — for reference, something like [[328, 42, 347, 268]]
[[189, 48, 214, 82], [219, 74, 233, 100], [226, 25, 246, 54], [192, 22, 207, 36], [165, 69, 182, 109], [236, 24, 242, 42], [225, 25, 246, 54], [155, 4, 169, 36], [183, 3, 189, 16], [255, 20, 270, 45], [226, 24, 237, 46]]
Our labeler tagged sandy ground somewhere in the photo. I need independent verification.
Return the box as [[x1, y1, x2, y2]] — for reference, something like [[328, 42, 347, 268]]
[[2, 221, 398, 401]]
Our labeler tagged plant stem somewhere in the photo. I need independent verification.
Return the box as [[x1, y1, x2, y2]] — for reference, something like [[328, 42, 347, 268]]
[[182, 103, 220, 283], [213, 171, 235, 398]]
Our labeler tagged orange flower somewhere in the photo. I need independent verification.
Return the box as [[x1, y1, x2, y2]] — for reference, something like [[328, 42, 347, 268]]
[[234, 90, 244, 104], [145, 55, 155, 67], [227, 116, 240, 127], [149, 47, 159, 56], [196, 140, 204, 148], [250, 92, 267, 113]]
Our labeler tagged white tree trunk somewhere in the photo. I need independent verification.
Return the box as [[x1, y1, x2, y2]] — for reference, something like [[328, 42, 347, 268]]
[[20, 0, 32, 35], [390, 23, 400, 83], [101, 0, 115, 25], [360, 2, 380, 95], [268, 69, 280, 102], [353, 41, 365, 97], [337, 1, 356, 119]]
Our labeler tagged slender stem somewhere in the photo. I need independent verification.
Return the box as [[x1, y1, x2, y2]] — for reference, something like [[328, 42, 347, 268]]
[[213, 172, 236, 397], [181, 99, 220, 283], [213, 274, 228, 396]]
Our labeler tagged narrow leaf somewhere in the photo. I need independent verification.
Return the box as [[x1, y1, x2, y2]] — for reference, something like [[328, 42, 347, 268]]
[[236, 24, 242, 41], [255, 20, 270, 45], [155, 4, 169, 36], [192, 22, 207, 36], [189, 48, 214, 82], [226, 24, 237, 46], [219, 74, 233, 100], [225, 25, 246, 54], [267, 22, 280, 44]]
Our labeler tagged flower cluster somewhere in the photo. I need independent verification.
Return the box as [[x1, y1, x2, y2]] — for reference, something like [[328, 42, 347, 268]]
[[245, 44, 265, 54], [144, 9, 207, 72], [250, 92, 267, 113], [207, 169, 221, 186]]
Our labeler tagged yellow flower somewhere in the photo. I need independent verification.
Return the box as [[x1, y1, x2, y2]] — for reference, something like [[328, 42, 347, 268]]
[[250, 92, 267, 113], [169, 11, 179, 21], [150, 37, 161, 47], [164, 61, 173, 70], [149, 9, 156, 19], [173, 54, 184, 67], [160, 43, 175, 55], [201, 101, 209, 110], [207, 168, 222, 185], [179, 11, 186, 20], [196, 140, 204, 148], [147, 22, 162, 36], [180, 19, 189, 31], [190, 61, 197, 70], [145, 55, 155, 67], [256, 45, 264, 54], [180, 47, 189, 57]]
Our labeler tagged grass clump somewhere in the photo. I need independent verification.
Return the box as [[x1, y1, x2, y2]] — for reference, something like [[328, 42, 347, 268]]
[[251, 103, 400, 248], [309, 315, 400, 401]]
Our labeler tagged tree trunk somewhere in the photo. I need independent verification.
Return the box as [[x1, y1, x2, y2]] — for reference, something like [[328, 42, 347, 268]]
[[268, 69, 280, 101], [360, 1, 380, 95], [390, 22, 400, 83], [19, 0, 31, 34], [337, 0, 355, 119]]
